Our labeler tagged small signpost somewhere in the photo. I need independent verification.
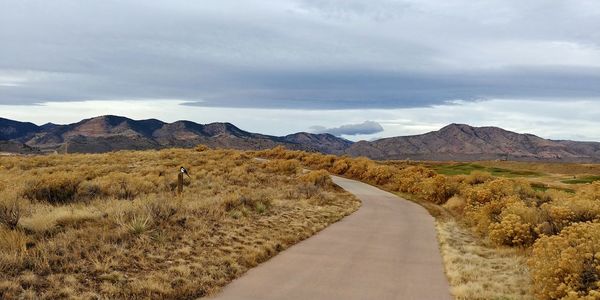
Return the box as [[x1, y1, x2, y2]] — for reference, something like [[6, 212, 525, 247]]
[[177, 166, 190, 195]]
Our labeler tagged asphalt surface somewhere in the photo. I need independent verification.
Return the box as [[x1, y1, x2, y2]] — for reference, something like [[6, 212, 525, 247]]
[[211, 175, 452, 300]]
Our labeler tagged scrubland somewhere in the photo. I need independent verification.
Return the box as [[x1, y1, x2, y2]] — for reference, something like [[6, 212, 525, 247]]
[[258, 147, 600, 300], [0, 147, 359, 299]]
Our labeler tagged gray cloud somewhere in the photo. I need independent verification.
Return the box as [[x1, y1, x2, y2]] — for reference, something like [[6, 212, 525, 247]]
[[311, 121, 384, 136], [1, 0, 600, 108]]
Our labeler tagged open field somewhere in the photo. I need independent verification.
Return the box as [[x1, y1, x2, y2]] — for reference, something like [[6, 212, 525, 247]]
[[258, 147, 600, 299], [0, 147, 359, 299], [421, 160, 600, 194]]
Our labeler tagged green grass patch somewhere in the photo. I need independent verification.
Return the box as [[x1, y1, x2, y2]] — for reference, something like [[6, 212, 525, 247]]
[[434, 163, 543, 178], [561, 175, 600, 184], [433, 163, 486, 175], [531, 182, 575, 194]]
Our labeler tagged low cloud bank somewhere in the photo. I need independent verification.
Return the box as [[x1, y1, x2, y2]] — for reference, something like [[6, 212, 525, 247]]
[[310, 121, 384, 136]]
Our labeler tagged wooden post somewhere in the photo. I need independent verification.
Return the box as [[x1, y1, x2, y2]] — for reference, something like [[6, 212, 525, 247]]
[[177, 173, 184, 195]]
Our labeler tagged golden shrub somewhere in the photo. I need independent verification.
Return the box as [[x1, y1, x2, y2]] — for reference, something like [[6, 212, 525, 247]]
[[443, 195, 466, 215], [489, 214, 535, 247], [420, 175, 459, 204], [330, 159, 351, 175], [464, 199, 506, 235], [263, 159, 300, 175], [539, 197, 600, 235], [344, 158, 371, 179], [195, 144, 210, 152], [463, 178, 533, 207], [299, 170, 333, 188], [21, 172, 82, 204], [76, 180, 105, 200], [90, 173, 157, 200], [363, 165, 395, 185], [578, 182, 600, 201], [300, 154, 336, 170], [464, 171, 494, 185], [529, 222, 600, 300]]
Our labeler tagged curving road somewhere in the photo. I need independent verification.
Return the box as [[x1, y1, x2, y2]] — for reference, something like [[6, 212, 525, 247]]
[[211, 175, 452, 300]]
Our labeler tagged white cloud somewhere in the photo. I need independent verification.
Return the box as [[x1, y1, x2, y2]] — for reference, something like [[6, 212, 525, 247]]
[[310, 121, 384, 136]]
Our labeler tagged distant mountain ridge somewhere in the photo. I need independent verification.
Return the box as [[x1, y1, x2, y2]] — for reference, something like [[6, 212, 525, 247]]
[[346, 123, 600, 162], [0, 115, 351, 155], [1, 116, 599, 162]]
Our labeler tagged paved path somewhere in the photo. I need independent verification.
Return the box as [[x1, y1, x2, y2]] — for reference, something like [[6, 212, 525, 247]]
[[211, 176, 452, 300]]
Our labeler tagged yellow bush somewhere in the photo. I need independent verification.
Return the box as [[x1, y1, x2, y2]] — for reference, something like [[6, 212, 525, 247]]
[[539, 197, 600, 234], [263, 159, 300, 175], [195, 144, 210, 152], [363, 165, 395, 185], [489, 213, 535, 247], [330, 159, 351, 175], [21, 172, 82, 204], [420, 175, 459, 204], [299, 170, 333, 188], [90, 173, 157, 200], [300, 154, 336, 170], [443, 195, 466, 215], [463, 178, 534, 207], [464, 171, 494, 185], [465, 199, 507, 235], [529, 222, 600, 300], [344, 158, 372, 179], [578, 181, 600, 201]]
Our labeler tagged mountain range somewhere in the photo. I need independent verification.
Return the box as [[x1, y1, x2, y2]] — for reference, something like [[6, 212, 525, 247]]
[[1, 115, 599, 162]]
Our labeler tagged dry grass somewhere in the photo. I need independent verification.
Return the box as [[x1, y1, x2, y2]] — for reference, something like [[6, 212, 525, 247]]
[[436, 219, 532, 300], [0, 147, 359, 299]]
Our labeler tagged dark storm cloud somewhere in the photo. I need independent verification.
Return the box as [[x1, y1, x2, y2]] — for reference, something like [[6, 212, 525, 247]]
[[183, 67, 600, 109], [2, 0, 600, 108], [310, 121, 384, 136]]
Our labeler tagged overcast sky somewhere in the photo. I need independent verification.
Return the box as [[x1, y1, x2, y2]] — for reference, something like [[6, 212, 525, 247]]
[[1, 0, 600, 141]]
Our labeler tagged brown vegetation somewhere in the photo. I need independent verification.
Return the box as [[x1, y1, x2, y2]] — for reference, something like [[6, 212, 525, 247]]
[[0, 148, 359, 299], [436, 219, 532, 300]]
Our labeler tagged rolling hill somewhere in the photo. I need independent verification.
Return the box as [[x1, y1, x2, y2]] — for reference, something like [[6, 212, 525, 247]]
[[0, 115, 350, 154], [1, 116, 599, 162], [346, 123, 600, 162]]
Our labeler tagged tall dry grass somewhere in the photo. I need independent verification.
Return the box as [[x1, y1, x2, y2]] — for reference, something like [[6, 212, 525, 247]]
[[0, 147, 359, 299]]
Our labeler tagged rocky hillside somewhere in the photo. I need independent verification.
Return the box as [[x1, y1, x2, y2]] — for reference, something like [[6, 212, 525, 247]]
[[0, 115, 351, 154], [1, 117, 599, 162], [346, 124, 600, 162]]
